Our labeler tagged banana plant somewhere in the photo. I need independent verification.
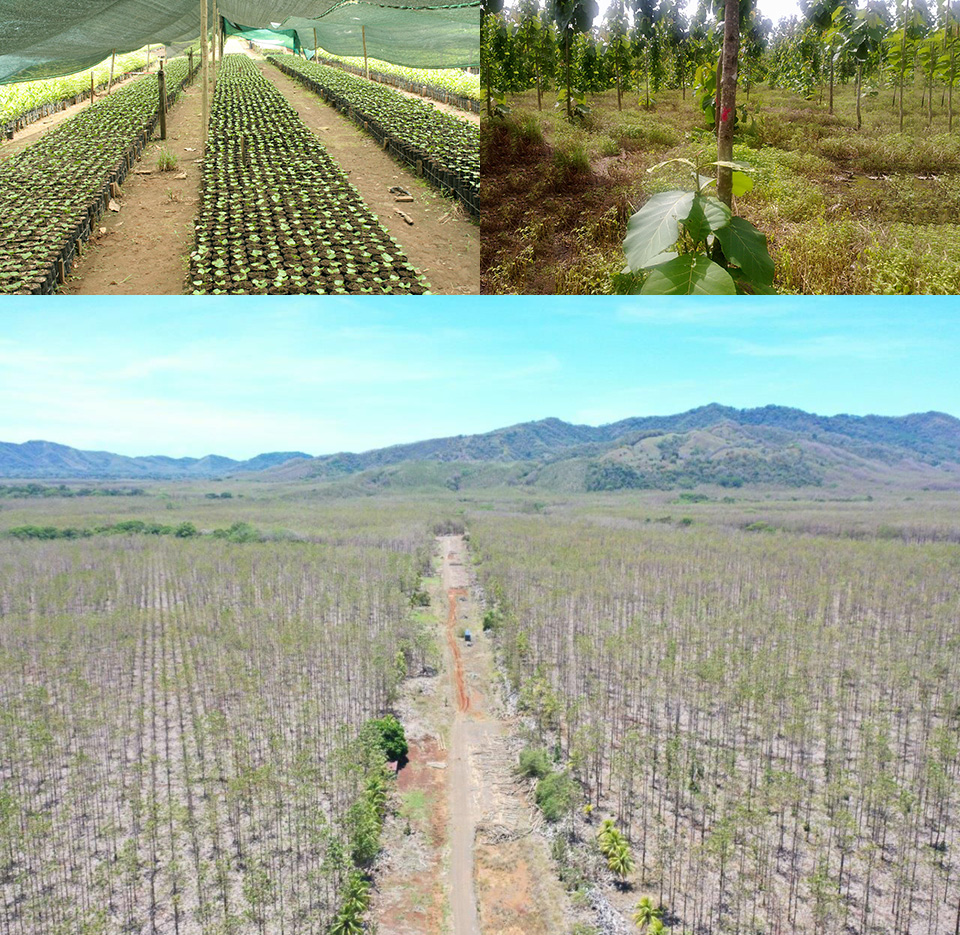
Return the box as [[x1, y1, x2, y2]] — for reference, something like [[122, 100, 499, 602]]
[[612, 157, 775, 295]]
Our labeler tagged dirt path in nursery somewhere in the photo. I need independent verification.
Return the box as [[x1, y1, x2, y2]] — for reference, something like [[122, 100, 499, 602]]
[[0, 70, 153, 163], [257, 59, 479, 295], [439, 535, 570, 935], [61, 81, 204, 295]]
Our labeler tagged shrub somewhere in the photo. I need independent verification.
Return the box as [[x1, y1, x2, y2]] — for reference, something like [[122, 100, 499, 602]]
[[535, 770, 576, 821], [518, 746, 553, 779], [367, 714, 408, 762]]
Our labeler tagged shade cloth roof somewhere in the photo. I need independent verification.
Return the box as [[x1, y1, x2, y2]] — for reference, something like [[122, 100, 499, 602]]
[[0, 0, 479, 82]]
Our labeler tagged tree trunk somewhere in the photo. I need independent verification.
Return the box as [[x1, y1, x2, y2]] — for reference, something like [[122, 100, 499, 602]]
[[537, 70, 542, 111], [829, 48, 834, 114], [856, 62, 862, 130], [716, 0, 741, 209], [899, 31, 906, 131], [483, 10, 492, 118], [950, 65, 954, 132], [617, 70, 622, 111], [565, 31, 572, 120]]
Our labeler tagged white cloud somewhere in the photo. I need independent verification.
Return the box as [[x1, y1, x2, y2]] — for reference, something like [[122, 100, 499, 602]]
[[724, 335, 925, 361]]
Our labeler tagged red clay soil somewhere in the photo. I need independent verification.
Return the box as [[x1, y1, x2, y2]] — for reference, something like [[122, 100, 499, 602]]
[[447, 586, 470, 713]]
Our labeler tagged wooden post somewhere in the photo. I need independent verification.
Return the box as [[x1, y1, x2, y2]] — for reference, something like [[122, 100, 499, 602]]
[[90, 71, 95, 105], [158, 63, 167, 139], [201, 0, 209, 145], [313, 27, 318, 61], [362, 25, 369, 79], [188, 49, 194, 77], [107, 50, 116, 94], [146, 44, 151, 70]]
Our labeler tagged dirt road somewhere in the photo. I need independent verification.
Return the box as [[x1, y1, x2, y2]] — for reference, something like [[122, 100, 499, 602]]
[[441, 536, 482, 935], [438, 535, 571, 935]]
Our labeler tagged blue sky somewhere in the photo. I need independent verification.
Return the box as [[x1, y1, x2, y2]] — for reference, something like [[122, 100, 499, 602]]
[[0, 297, 956, 459]]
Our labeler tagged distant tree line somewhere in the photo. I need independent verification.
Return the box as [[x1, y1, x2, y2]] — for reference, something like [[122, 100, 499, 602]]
[[6, 520, 271, 542], [0, 483, 146, 498]]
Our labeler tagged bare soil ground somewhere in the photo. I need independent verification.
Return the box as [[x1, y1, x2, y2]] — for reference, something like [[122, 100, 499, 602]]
[[438, 535, 572, 935], [61, 82, 205, 295], [258, 59, 479, 295]]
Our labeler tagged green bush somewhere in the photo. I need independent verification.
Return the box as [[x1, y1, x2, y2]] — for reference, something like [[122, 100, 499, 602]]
[[535, 770, 576, 821], [518, 747, 553, 779], [367, 714, 408, 762]]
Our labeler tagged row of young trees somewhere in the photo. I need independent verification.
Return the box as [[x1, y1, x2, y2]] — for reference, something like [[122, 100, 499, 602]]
[[0, 517, 433, 934], [470, 513, 960, 934], [484, 0, 960, 129]]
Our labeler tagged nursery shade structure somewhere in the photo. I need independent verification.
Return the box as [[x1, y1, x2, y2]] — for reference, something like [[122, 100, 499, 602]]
[[0, 0, 479, 82]]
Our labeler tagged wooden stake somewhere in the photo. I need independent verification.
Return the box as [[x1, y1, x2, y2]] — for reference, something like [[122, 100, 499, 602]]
[[313, 27, 318, 60], [107, 50, 116, 94], [158, 64, 167, 139], [362, 25, 369, 79], [200, 0, 209, 145], [146, 44, 150, 70], [90, 71, 95, 105]]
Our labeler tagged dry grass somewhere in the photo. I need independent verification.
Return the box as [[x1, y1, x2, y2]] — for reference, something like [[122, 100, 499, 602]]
[[483, 80, 960, 294]]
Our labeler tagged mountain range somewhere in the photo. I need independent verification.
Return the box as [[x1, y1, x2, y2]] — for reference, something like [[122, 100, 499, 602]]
[[2, 405, 959, 489], [0, 440, 311, 479]]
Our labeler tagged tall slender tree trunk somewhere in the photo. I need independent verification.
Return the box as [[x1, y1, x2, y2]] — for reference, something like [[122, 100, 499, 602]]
[[856, 62, 863, 130], [716, 0, 741, 209], [899, 31, 906, 130], [949, 66, 954, 131], [829, 48, 834, 114], [565, 31, 572, 120], [617, 69, 622, 110]]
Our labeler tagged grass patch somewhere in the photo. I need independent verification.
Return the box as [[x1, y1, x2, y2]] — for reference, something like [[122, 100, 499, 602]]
[[399, 788, 431, 828]]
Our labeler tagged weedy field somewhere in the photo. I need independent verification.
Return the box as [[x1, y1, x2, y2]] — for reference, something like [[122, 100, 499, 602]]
[[481, 82, 960, 294]]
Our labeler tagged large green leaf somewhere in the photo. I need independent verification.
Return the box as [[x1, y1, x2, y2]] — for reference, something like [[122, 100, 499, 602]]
[[681, 197, 711, 243], [699, 196, 732, 232], [682, 195, 730, 243], [731, 171, 754, 197], [715, 216, 775, 286], [640, 255, 737, 295], [623, 191, 695, 271]]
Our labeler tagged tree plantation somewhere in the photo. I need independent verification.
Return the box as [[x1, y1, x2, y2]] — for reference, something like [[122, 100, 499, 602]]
[[469, 507, 960, 934], [0, 497, 435, 934], [481, 0, 960, 293], [0, 481, 957, 934]]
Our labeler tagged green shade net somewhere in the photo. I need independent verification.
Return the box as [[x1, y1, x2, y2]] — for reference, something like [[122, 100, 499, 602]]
[[284, 5, 480, 69], [0, 0, 478, 83], [223, 21, 300, 53]]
